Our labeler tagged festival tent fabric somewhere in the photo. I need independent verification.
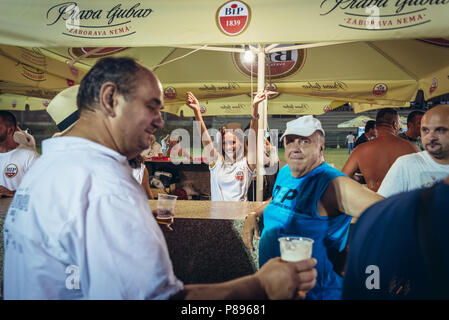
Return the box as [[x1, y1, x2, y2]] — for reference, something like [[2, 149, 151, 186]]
[[0, 93, 50, 111], [0, 1, 448, 113], [2, 0, 449, 200], [23, 39, 448, 115], [1, 0, 448, 46]]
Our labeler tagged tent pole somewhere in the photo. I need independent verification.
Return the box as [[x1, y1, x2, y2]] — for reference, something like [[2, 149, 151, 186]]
[[256, 45, 266, 202]]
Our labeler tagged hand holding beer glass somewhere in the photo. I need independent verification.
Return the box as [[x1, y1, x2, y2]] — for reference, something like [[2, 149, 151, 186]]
[[279, 237, 314, 296], [153, 194, 177, 231]]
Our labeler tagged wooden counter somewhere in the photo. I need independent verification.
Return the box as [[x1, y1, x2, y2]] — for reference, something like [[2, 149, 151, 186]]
[[149, 200, 264, 220]]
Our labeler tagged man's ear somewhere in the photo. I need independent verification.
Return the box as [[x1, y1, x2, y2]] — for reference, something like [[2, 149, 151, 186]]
[[7, 126, 15, 137], [99, 82, 118, 117]]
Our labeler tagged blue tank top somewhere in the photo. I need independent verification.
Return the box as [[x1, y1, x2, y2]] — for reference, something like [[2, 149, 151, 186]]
[[259, 162, 351, 300]]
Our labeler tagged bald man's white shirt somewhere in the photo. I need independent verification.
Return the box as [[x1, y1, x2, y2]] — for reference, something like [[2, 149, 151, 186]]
[[3, 137, 183, 299], [378, 151, 449, 197]]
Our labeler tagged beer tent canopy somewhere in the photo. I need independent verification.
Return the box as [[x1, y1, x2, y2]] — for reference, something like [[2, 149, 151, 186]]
[[1, 0, 448, 111], [1, 0, 449, 46], [2, 0, 449, 200], [0, 93, 50, 111], [15, 39, 447, 115]]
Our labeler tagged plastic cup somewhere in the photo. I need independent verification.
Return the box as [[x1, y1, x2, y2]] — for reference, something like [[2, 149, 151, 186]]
[[278, 237, 314, 262], [156, 194, 177, 224], [278, 236, 314, 296]]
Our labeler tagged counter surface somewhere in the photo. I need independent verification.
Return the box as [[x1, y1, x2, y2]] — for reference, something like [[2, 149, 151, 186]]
[[0, 198, 264, 219], [149, 200, 264, 220]]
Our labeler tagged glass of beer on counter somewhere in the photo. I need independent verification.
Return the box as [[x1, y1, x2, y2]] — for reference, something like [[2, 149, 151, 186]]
[[156, 194, 177, 224], [278, 236, 314, 295]]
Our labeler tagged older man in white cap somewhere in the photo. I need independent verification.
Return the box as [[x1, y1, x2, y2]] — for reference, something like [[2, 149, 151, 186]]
[[242, 115, 383, 300]]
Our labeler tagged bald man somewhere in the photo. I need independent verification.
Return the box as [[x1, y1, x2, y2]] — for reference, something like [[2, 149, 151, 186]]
[[3, 57, 316, 300], [342, 108, 420, 192], [378, 105, 449, 197]]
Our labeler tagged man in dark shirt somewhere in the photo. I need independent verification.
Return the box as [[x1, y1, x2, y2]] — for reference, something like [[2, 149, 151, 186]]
[[354, 120, 377, 148], [399, 110, 424, 150], [343, 174, 449, 299]]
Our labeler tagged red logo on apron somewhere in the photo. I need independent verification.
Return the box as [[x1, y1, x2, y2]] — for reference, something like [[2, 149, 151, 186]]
[[216, 1, 251, 36], [4, 164, 18, 178], [235, 170, 244, 181]]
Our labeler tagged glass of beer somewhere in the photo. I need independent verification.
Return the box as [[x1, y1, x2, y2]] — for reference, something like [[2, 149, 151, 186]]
[[156, 194, 177, 224], [278, 237, 314, 295]]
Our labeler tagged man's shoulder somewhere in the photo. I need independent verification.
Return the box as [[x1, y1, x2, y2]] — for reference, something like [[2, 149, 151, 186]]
[[8, 146, 38, 159], [394, 150, 426, 165]]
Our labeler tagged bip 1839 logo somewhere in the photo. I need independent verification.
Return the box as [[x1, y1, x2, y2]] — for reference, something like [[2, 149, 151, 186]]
[[216, 1, 251, 36], [373, 83, 388, 96], [5, 164, 18, 178]]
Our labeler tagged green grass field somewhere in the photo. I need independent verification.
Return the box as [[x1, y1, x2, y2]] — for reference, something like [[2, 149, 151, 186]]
[[277, 147, 348, 171], [190, 147, 349, 171]]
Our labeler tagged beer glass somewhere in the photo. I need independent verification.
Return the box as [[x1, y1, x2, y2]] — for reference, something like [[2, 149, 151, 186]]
[[156, 194, 177, 224], [278, 236, 314, 295]]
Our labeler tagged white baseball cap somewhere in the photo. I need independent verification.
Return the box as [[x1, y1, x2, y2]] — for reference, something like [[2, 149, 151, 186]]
[[280, 115, 325, 140]]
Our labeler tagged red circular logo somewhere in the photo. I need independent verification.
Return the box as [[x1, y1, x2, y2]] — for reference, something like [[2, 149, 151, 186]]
[[164, 87, 176, 99], [373, 83, 388, 96], [234, 44, 306, 80], [216, 1, 251, 36], [235, 170, 244, 181], [43, 99, 50, 107], [200, 105, 207, 114], [11, 100, 16, 108], [5, 164, 18, 178], [323, 105, 331, 113]]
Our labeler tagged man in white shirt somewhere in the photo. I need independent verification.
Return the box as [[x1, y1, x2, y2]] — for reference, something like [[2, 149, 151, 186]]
[[345, 132, 355, 155], [0, 111, 39, 197], [3, 57, 317, 300], [378, 105, 449, 197]]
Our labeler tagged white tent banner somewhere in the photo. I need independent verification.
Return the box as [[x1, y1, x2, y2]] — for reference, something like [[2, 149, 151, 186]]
[[0, 0, 449, 47]]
